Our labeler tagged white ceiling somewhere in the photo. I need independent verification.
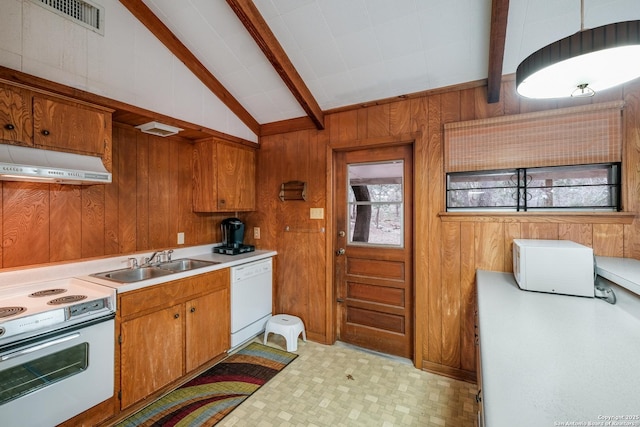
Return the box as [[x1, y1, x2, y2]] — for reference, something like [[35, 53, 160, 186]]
[[141, 0, 640, 125]]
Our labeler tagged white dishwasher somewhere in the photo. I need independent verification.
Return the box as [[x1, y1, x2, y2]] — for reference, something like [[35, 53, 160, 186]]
[[230, 257, 273, 350]]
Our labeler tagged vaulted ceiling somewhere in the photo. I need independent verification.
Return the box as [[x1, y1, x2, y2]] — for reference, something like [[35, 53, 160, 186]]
[[121, 0, 640, 135]]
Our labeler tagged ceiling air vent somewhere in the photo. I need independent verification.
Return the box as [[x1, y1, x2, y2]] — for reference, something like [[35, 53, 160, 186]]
[[135, 122, 183, 137], [30, 0, 104, 35]]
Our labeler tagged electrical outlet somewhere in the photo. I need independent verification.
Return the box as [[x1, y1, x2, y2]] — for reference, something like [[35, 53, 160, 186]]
[[253, 227, 261, 239], [177, 232, 185, 245]]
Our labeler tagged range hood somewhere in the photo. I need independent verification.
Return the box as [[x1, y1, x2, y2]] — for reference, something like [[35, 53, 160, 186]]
[[0, 145, 112, 184]]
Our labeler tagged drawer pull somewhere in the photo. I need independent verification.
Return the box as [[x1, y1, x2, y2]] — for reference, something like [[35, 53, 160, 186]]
[[174, 313, 180, 319], [190, 307, 196, 313], [41, 129, 50, 136], [4, 124, 14, 130]]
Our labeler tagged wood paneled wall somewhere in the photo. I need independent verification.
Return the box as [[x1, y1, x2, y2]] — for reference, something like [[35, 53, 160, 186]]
[[0, 123, 231, 270], [252, 77, 640, 382], [245, 130, 329, 343]]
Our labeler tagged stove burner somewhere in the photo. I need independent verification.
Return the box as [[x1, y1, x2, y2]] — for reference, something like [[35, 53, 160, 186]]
[[0, 306, 26, 318], [29, 288, 67, 298], [47, 295, 87, 305]]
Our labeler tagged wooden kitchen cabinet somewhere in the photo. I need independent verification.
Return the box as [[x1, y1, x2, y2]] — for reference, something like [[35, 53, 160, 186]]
[[193, 139, 256, 212], [33, 95, 110, 156], [0, 82, 33, 146], [186, 287, 230, 371], [120, 303, 184, 409], [0, 80, 112, 168], [117, 269, 230, 410]]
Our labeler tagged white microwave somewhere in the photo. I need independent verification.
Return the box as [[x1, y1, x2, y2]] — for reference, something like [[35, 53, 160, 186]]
[[512, 239, 595, 297]]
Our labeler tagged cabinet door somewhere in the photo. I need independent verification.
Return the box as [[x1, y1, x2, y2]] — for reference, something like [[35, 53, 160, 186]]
[[192, 140, 218, 212], [216, 143, 255, 211], [0, 83, 33, 146], [186, 286, 230, 372], [33, 96, 107, 156], [120, 304, 184, 409]]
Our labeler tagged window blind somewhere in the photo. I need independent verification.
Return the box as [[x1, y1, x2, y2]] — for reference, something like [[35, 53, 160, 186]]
[[444, 101, 624, 173]]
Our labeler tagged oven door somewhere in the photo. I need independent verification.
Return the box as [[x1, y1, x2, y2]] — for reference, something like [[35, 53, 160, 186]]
[[0, 318, 114, 427]]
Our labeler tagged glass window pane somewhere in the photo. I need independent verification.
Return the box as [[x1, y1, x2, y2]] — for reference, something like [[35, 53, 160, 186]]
[[526, 185, 618, 208], [348, 161, 403, 247], [446, 163, 619, 212], [349, 203, 403, 245], [447, 169, 518, 210], [447, 188, 518, 209]]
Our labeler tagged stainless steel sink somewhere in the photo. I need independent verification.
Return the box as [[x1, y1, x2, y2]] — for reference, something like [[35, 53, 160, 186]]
[[91, 266, 175, 283], [90, 258, 219, 283], [156, 258, 219, 272]]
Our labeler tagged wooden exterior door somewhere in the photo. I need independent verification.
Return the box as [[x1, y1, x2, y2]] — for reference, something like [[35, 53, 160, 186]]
[[334, 145, 413, 359]]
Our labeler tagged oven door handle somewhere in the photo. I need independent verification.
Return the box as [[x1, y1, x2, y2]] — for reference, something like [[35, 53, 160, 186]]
[[1, 333, 81, 362]]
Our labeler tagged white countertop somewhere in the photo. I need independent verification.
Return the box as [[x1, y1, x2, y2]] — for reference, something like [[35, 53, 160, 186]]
[[476, 270, 640, 427], [0, 244, 276, 293], [597, 256, 640, 296]]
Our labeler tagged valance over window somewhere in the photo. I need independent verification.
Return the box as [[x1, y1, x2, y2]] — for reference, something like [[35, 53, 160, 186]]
[[444, 101, 624, 173]]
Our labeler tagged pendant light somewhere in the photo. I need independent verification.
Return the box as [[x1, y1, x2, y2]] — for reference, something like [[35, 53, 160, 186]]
[[516, 0, 640, 99]]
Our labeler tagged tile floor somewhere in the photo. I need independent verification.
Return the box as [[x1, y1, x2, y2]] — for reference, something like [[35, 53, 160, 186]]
[[219, 336, 478, 427]]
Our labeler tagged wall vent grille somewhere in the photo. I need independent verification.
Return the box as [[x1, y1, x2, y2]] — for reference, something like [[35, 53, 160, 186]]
[[30, 0, 104, 35]]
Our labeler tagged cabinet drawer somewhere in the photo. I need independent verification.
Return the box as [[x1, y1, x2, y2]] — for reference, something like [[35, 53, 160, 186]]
[[119, 269, 229, 319]]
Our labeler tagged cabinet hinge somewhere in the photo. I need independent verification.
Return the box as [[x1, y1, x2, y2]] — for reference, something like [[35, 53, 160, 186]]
[[118, 391, 122, 401], [118, 334, 122, 344]]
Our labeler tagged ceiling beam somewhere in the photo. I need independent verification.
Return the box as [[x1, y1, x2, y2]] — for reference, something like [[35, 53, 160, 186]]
[[118, 0, 261, 135], [227, 0, 325, 130], [487, 0, 510, 103]]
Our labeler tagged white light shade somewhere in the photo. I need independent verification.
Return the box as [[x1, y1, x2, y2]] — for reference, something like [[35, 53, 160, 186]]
[[517, 21, 640, 99], [518, 45, 640, 99]]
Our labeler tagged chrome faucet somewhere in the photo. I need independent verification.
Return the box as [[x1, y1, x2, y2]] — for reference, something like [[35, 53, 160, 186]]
[[128, 257, 139, 269], [142, 251, 160, 267]]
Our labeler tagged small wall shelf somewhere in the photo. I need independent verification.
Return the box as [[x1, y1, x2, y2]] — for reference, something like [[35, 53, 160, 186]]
[[279, 181, 307, 201]]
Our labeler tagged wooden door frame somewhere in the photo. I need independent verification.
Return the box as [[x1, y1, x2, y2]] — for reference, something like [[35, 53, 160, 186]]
[[325, 132, 422, 368]]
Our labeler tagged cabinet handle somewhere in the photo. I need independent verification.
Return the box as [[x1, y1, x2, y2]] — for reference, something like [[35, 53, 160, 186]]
[[476, 390, 482, 403], [41, 129, 50, 136], [174, 313, 180, 319], [4, 124, 14, 130], [190, 307, 196, 313]]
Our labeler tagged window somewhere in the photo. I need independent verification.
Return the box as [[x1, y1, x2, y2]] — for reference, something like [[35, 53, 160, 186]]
[[348, 161, 404, 246], [446, 163, 620, 212]]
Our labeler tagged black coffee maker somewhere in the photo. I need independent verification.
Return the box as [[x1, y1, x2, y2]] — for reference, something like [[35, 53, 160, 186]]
[[213, 218, 255, 255]]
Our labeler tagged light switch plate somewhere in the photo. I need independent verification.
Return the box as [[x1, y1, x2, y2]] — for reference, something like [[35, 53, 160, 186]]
[[177, 232, 185, 245], [253, 227, 261, 239], [310, 208, 324, 219]]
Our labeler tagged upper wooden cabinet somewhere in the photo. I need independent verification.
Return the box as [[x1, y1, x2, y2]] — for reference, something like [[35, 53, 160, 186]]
[[0, 80, 113, 168], [33, 95, 110, 156], [193, 139, 256, 212], [0, 82, 33, 146]]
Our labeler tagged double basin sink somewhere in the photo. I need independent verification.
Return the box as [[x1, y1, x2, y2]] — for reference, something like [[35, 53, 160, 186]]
[[91, 258, 219, 283]]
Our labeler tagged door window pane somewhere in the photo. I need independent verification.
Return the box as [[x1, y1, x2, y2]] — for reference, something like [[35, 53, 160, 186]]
[[348, 161, 404, 246]]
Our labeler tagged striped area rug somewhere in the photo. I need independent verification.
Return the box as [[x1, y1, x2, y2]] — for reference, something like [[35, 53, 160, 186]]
[[117, 342, 298, 427]]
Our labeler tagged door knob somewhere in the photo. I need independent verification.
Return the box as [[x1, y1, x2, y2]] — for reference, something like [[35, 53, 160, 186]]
[[336, 248, 345, 256], [338, 230, 346, 237]]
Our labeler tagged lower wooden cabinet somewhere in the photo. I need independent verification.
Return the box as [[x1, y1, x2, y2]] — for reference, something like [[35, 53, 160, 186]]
[[186, 289, 230, 371], [117, 269, 230, 410], [120, 303, 184, 408]]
